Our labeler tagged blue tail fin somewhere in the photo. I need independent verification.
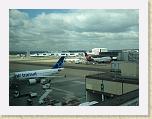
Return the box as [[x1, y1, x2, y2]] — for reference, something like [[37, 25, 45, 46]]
[[52, 56, 65, 69]]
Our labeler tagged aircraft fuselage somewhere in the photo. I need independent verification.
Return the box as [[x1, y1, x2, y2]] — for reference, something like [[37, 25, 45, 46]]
[[14, 68, 62, 79]]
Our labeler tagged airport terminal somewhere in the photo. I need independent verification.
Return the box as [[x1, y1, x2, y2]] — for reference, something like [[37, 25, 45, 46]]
[[9, 48, 139, 106]]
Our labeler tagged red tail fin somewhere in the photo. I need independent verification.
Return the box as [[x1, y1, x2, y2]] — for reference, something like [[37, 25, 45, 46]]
[[84, 52, 94, 61]]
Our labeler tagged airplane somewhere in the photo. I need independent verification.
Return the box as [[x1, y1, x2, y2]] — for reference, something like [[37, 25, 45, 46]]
[[10, 56, 65, 80], [84, 52, 112, 63]]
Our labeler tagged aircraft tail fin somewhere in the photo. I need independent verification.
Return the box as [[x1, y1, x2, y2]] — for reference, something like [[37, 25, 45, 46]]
[[84, 52, 88, 56], [84, 52, 94, 61], [52, 56, 65, 69]]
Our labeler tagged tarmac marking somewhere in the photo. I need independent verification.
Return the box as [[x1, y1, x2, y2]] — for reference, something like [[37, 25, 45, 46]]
[[51, 87, 74, 95], [52, 78, 84, 83], [72, 81, 85, 84]]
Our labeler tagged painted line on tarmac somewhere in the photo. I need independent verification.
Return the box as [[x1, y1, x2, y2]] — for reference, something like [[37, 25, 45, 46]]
[[72, 81, 85, 84], [52, 78, 84, 83], [51, 87, 74, 95]]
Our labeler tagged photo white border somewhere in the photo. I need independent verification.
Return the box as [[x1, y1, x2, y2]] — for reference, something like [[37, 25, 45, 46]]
[[0, 0, 148, 115]]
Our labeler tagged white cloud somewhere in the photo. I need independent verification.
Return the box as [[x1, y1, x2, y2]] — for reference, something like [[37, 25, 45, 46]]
[[9, 9, 139, 51]]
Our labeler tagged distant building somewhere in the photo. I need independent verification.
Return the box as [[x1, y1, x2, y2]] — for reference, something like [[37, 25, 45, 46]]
[[55, 52, 79, 57], [63, 50, 86, 53], [117, 49, 139, 62], [30, 53, 49, 57], [62, 50, 86, 56], [92, 48, 108, 55], [50, 50, 86, 57]]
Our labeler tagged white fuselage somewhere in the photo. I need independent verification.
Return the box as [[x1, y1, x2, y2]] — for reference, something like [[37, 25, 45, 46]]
[[14, 68, 62, 79], [93, 57, 111, 62]]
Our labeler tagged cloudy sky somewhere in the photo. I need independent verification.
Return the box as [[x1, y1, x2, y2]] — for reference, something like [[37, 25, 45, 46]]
[[9, 9, 139, 51]]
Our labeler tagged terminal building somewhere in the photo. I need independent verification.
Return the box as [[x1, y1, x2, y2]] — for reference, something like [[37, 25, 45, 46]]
[[85, 61, 139, 106]]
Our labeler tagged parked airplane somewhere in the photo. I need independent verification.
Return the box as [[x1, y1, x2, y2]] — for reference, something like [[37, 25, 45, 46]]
[[10, 56, 65, 80], [84, 52, 112, 63]]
